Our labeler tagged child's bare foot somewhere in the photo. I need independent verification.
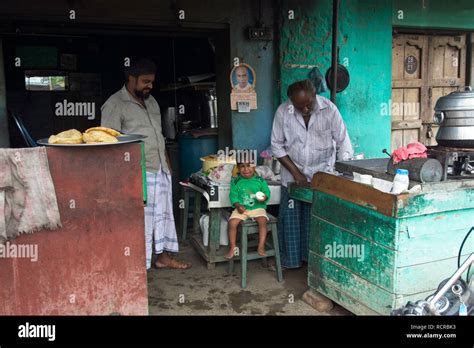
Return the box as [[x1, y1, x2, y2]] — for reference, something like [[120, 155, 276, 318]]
[[257, 245, 266, 257], [225, 247, 237, 260]]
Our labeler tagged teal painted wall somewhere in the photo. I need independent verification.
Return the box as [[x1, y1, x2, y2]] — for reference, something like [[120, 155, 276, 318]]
[[393, 0, 474, 29], [279, 0, 393, 158]]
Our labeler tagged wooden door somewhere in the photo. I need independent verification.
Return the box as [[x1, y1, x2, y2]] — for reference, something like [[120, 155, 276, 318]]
[[391, 34, 466, 150], [426, 35, 466, 146], [391, 34, 428, 151]]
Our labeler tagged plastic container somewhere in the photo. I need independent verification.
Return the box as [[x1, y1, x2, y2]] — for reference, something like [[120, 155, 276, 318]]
[[178, 134, 218, 180], [391, 169, 409, 194]]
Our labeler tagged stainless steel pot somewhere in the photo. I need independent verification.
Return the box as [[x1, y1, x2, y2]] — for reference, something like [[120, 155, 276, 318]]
[[434, 86, 474, 148]]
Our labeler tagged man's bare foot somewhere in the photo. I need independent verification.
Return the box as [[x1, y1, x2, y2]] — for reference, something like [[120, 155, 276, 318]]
[[258, 245, 266, 257], [154, 252, 191, 269]]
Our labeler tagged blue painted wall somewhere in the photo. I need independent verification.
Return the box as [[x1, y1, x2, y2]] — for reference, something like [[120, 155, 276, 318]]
[[229, 2, 276, 156]]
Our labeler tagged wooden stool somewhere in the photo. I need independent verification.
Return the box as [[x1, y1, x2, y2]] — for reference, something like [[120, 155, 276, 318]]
[[228, 213, 283, 288], [179, 186, 200, 241]]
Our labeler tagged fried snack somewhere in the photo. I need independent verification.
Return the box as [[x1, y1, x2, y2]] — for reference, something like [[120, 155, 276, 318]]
[[83, 130, 119, 144], [48, 129, 83, 144], [85, 126, 121, 137]]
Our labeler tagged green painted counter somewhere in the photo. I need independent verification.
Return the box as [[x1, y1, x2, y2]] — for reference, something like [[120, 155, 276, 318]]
[[298, 173, 474, 315]]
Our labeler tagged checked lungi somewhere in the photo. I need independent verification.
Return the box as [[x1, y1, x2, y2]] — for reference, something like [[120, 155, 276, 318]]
[[277, 185, 311, 268], [145, 169, 179, 269]]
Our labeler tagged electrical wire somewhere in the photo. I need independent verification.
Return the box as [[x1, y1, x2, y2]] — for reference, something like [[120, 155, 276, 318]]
[[457, 226, 473, 283]]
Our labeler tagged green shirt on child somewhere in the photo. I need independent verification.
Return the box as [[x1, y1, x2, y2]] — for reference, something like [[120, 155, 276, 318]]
[[229, 174, 271, 210]]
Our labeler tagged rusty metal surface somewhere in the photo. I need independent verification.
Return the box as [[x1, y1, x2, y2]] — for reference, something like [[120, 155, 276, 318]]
[[0, 143, 148, 315]]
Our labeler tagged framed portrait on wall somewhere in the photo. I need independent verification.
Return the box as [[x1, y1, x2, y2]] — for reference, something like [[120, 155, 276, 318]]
[[230, 63, 257, 110]]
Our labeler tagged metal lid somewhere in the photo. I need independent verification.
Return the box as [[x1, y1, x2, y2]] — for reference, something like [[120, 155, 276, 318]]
[[435, 86, 474, 111]]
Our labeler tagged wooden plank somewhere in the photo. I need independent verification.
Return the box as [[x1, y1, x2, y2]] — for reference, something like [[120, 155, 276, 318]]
[[208, 209, 221, 262], [310, 175, 474, 221], [392, 80, 424, 88], [391, 129, 403, 152], [429, 79, 464, 86], [391, 88, 404, 121], [397, 213, 474, 266], [391, 119, 422, 130], [392, 37, 405, 81], [288, 184, 313, 203], [404, 129, 420, 147], [310, 216, 396, 290], [395, 257, 463, 295], [308, 256, 396, 315], [311, 172, 399, 217], [308, 273, 381, 315], [403, 88, 420, 120], [308, 271, 434, 316], [396, 188, 474, 217], [432, 44, 445, 80], [312, 192, 398, 249], [444, 44, 460, 79]]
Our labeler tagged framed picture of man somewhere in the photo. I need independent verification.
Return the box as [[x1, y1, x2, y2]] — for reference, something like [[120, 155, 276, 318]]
[[230, 63, 257, 110]]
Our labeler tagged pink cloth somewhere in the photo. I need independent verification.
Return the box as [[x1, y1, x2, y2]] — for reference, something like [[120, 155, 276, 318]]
[[392, 142, 427, 164]]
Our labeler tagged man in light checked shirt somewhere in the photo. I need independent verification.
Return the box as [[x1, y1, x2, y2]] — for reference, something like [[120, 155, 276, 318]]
[[271, 79, 354, 269]]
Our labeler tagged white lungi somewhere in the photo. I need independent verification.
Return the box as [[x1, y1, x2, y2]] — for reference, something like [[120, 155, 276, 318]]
[[145, 169, 179, 269]]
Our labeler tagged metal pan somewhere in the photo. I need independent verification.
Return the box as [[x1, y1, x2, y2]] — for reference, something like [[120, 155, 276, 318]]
[[325, 64, 350, 93]]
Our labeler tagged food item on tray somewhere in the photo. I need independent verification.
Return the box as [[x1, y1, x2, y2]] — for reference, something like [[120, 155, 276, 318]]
[[84, 126, 121, 137], [82, 130, 119, 144], [48, 129, 83, 144]]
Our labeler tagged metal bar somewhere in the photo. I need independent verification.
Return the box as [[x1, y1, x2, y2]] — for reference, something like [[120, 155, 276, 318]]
[[428, 253, 474, 314], [467, 32, 472, 87], [331, 0, 340, 103]]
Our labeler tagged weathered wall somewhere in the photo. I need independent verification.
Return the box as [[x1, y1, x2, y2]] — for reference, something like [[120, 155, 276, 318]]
[[393, 0, 474, 29], [279, 0, 393, 158]]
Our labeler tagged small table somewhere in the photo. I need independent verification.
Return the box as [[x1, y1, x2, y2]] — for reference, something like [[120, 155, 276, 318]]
[[180, 181, 281, 269]]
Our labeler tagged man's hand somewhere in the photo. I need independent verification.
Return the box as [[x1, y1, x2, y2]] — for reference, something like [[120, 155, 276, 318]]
[[277, 155, 309, 186], [235, 203, 246, 214], [293, 172, 309, 187]]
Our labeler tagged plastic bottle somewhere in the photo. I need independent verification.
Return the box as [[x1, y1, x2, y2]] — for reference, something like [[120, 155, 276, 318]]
[[391, 169, 409, 194]]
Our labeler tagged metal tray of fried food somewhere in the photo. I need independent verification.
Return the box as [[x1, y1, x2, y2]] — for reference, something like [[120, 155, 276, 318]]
[[37, 134, 146, 146]]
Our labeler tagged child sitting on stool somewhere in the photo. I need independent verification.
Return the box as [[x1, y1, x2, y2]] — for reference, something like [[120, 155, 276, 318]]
[[225, 155, 271, 260]]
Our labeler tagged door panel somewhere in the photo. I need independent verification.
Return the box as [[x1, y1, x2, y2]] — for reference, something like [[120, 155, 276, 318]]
[[391, 35, 427, 150], [391, 34, 466, 149], [426, 35, 466, 146]]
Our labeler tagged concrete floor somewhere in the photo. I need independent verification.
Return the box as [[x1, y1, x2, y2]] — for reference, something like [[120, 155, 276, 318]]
[[147, 239, 351, 315]]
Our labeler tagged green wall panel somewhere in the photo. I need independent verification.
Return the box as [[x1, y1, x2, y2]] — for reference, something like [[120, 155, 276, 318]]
[[393, 0, 474, 29], [279, 0, 393, 158]]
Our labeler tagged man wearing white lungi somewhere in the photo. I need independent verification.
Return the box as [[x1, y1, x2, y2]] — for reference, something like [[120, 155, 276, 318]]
[[101, 58, 191, 270]]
